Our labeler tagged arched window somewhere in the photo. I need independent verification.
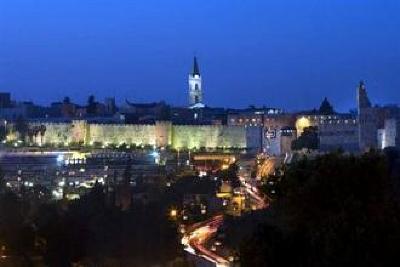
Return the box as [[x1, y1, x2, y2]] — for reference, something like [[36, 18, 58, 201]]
[[194, 84, 199, 91]]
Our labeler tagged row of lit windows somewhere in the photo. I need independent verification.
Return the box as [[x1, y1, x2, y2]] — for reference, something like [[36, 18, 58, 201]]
[[230, 118, 284, 124], [319, 119, 357, 124], [231, 118, 262, 123], [300, 115, 341, 120]]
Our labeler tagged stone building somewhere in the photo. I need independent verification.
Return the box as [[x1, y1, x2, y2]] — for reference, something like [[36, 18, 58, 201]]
[[357, 81, 380, 151], [227, 108, 294, 155], [27, 120, 247, 149], [357, 81, 400, 151], [295, 113, 359, 152]]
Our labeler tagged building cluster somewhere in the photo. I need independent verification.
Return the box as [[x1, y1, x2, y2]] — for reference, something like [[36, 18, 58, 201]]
[[1, 58, 400, 154]]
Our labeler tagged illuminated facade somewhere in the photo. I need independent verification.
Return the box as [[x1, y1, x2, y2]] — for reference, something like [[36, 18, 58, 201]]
[[295, 114, 359, 152], [27, 120, 247, 149]]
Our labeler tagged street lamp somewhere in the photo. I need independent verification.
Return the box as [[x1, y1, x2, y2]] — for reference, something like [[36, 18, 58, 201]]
[[170, 209, 177, 217]]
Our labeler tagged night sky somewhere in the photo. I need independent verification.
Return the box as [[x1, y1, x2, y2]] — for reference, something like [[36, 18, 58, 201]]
[[0, 0, 399, 111]]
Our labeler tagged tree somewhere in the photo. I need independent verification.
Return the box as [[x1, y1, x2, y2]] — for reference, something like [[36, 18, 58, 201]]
[[39, 125, 46, 145], [0, 191, 35, 265], [218, 163, 240, 188], [240, 152, 400, 267], [15, 115, 28, 141], [291, 126, 319, 150], [0, 123, 6, 141], [0, 170, 5, 193]]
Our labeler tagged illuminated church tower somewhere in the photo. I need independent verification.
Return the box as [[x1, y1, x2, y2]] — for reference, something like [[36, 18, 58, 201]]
[[188, 57, 204, 108]]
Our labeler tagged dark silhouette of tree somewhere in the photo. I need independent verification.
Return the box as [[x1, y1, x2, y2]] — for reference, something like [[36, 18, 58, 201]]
[[0, 191, 35, 265], [0, 125, 6, 141], [240, 152, 400, 267], [0, 169, 186, 266], [15, 115, 28, 141], [32, 182, 182, 266], [0, 169, 5, 193], [291, 126, 319, 150], [39, 125, 46, 145], [217, 163, 241, 188]]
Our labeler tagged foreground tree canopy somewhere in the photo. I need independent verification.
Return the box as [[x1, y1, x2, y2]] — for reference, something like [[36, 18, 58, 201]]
[[0, 181, 186, 266], [241, 151, 400, 267]]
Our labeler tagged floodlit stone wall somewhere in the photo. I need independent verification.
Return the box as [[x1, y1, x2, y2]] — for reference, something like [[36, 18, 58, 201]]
[[171, 125, 246, 149], [89, 124, 157, 146], [29, 122, 73, 145], [27, 121, 247, 149]]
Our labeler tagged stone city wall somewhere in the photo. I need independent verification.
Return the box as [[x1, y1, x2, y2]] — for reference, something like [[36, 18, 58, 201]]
[[89, 124, 157, 146], [172, 125, 246, 149], [27, 121, 247, 149]]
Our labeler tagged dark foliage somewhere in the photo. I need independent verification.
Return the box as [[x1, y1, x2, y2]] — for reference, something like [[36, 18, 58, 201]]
[[291, 126, 319, 150], [35, 183, 180, 266], [217, 163, 241, 188], [0, 181, 183, 266], [240, 151, 400, 267], [15, 115, 28, 140]]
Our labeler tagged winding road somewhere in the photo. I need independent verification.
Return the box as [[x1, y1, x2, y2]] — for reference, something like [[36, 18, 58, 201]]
[[182, 215, 230, 267], [182, 157, 279, 266]]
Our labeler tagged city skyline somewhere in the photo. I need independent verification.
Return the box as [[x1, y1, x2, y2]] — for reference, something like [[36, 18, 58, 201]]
[[1, 2, 400, 266], [0, 57, 393, 113], [1, 1, 400, 111]]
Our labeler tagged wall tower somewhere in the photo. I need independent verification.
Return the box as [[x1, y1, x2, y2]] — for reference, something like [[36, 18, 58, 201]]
[[357, 81, 378, 151]]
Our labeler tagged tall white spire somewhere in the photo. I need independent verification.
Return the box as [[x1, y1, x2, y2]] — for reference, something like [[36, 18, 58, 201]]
[[188, 57, 204, 108]]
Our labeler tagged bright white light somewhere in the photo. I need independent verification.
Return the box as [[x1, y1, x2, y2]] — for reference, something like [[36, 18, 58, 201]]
[[52, 190, 63, 200], [199, 171, 207, 177], [56, 154, 64, 163], [150, 151, 160, 158]]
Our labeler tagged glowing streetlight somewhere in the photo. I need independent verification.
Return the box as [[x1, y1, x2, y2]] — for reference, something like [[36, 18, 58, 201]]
[[170, 209, 177, 217]]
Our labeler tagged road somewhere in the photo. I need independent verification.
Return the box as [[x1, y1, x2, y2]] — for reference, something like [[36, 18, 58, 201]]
[[182, 187, 266, 267], [239, 176, 268, 209], [182, 215, 230, 267], [182, 156, 278, 266], [257, 156, 280, 178]]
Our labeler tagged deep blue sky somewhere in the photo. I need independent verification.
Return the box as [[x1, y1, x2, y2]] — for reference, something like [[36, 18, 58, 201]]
[[1, 0, 399, 111]]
